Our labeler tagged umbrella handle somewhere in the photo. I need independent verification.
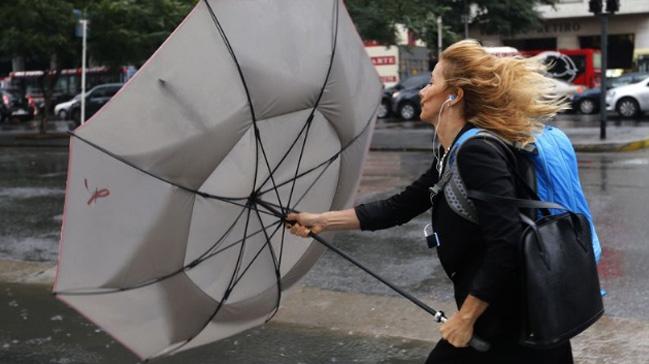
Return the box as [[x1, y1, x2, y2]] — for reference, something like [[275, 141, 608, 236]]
[[436, 312, 490, 352], [308, 231, 492, 352]]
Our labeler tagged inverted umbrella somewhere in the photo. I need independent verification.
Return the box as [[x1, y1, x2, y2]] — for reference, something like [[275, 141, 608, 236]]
[[54, 0, 487, 361]]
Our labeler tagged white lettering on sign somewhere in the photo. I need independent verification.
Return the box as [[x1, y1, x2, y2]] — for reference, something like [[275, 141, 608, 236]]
[[371, 56, 396, 66], [380, 75, 398, 83]]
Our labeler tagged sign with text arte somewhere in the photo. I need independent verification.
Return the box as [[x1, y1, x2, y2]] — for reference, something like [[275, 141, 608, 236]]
[[365, 45, 399, 88]]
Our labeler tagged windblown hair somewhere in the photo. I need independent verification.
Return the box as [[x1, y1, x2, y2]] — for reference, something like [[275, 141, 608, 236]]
[[440, 39, 566, 145]]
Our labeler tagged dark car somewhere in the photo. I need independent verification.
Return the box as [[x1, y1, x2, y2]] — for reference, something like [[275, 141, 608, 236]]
[[389, 74, 431, 121], [0, 88, 35, 123], [69, 83, 123, 125], [572, 72, 649, 114], [378, 74, 431, 119]]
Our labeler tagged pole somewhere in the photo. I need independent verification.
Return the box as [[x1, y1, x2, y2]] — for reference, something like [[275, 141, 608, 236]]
[[437, 16, 443, 58], [80, 19, 88, 125], [253, 199, 491, 352], [599, 13, 608, 140]]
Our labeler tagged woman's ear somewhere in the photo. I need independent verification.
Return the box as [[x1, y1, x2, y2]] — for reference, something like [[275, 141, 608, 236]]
[[452, 88, 464, 105]]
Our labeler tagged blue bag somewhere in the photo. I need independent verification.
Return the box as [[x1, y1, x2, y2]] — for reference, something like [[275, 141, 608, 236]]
[[439, 125, 601, 263]]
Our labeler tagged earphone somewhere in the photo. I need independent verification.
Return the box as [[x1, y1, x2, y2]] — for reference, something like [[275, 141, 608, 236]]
[[432, 94, 456, 174]]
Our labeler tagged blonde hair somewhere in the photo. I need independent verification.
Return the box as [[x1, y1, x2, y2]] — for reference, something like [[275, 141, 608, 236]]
[[440, 39, 566, 144]]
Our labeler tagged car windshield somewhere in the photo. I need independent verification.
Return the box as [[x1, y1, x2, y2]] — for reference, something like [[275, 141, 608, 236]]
[[400, 75, 430, 89]]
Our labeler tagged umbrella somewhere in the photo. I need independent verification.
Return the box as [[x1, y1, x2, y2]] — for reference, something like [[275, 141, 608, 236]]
[[54, 0, 382, 360]]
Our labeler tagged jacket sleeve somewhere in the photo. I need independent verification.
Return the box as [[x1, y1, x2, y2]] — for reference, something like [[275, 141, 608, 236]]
[[354, 162, 438, 231], [456, 138, 522, 304]]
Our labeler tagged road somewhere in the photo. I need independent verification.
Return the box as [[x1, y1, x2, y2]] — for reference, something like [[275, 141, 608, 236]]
[[1, 119, 649, 362]]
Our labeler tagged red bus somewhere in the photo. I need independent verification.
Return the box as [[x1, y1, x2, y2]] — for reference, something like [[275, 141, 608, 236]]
[[520, 48, 601, 88]]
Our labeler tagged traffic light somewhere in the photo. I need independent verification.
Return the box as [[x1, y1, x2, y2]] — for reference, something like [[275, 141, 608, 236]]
[[606, 0, 619, 14], [589, 0, 602, 14]]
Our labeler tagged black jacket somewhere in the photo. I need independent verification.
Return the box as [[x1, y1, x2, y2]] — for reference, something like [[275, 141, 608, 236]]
[[355, 124, 534, 339]]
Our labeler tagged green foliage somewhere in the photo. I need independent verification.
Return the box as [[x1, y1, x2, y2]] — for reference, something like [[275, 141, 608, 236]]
[[346, 0, 559, 50], [85, 0, 196, 67], [0, 0, 78, 65]]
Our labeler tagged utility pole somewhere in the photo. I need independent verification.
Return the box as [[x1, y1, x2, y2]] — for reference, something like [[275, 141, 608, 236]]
[[589, 0, 620, 140], [437, 16, 443, 58], [80, 19, 88, 125]]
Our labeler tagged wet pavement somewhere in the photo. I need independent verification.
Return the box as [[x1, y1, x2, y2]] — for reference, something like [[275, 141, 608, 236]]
[[2, 126, 649, 362], [1, 283, 431, 364]]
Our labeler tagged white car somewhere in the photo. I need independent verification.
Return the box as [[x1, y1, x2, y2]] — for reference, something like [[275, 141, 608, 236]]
[[606, 76, 649, 118], [54, 94, 80, 120]]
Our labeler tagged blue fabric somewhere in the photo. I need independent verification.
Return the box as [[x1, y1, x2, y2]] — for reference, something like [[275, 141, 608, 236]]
[[531, 126, 601, 262], [450, 126, 601, 263]]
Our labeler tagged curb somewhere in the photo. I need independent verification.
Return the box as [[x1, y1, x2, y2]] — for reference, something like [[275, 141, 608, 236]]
[[0, 133, 70, 147]]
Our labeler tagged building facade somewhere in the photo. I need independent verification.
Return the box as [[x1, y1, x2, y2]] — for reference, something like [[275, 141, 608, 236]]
[[472, 0, 649, 71]]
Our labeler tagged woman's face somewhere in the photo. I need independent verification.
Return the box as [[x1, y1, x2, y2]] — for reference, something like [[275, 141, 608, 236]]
[[419, 61, 453, 125]]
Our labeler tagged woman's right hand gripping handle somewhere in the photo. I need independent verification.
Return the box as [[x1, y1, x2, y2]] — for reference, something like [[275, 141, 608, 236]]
[[286, 209, 361, 237]]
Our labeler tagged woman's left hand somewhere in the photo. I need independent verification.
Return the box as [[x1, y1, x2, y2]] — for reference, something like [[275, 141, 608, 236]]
[[440, 313, 474, 348]]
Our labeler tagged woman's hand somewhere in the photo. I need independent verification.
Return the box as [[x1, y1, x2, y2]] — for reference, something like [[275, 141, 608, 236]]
[[440, 313, 475, 348], [440, 294, 488, 348], [285, 212, 327, 237]]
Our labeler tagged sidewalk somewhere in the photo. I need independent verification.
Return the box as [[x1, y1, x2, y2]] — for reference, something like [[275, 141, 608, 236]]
[[1, 260, 646, 364], [3, 118, 649, 152], [371, 120, 649, 153]]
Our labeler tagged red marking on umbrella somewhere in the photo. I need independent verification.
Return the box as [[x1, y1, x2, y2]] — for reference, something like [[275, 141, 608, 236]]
[[84, 178, 110, 205]]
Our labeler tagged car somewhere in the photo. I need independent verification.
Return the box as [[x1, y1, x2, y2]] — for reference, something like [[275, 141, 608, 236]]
[[0, 88, 35, 123], [54, 94, 81, 120], [68, 83, 123, 125], [572, 72, 649, 114], [389, 74, 431, 121], [606, 76, 649, 118]]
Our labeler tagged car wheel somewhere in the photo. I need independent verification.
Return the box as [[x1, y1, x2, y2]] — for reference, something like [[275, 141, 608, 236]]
[[377, 100, 390, 119], [578, 99, 597, 114], [616, 97, 640, 118], [399, 102, 417, 121], [57, 109, 68, 121], [71, 109, 81, 125]]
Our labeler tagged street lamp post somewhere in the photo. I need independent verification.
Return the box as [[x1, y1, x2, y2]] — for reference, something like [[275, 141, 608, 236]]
[[80, 19, 88, 125]]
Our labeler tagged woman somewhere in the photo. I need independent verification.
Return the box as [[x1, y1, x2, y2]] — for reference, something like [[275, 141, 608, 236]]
[[286, 40, 573, 363]]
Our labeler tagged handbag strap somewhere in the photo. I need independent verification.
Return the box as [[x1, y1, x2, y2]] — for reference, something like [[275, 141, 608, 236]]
[[467, 190, 567, 211]]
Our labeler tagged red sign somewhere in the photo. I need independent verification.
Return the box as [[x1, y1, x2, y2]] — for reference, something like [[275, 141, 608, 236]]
[[371, 56, 396, 66]]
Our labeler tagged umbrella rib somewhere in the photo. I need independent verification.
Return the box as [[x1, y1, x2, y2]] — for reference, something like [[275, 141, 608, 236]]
[[67, 133, 253, 207], [252, 204, 283, 316], [159, 202, 257, 360], [204, 0, 287, 215], [54, 204, 249, 296], [255, 0, 340, 200], [257, 97, 377, 198], [229, 210, 283, 291]]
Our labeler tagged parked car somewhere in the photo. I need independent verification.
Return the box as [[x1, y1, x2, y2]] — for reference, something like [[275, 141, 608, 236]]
[[606, 76, 649, 118], [68, 83, 123, 125], [389, 74, 431, 121], [54, 94, 81, 120], [0, 88, 35, 123], [572, 72, 649, 114]]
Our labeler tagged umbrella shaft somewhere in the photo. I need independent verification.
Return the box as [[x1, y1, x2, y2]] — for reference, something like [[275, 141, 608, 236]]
[[308, 232, 439, 317]]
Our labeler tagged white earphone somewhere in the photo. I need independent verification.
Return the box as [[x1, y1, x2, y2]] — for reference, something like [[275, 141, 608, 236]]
[[433, 94, 457, 173]]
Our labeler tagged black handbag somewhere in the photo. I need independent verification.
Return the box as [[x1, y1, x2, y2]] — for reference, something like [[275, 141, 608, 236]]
[[468, 190, 604, 348]]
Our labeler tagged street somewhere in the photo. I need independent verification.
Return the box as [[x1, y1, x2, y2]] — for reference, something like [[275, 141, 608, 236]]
[[1, 114, 649, 362]]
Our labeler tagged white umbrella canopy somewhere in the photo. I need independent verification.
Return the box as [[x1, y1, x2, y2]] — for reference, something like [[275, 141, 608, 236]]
[[53, 0, 381, 360]]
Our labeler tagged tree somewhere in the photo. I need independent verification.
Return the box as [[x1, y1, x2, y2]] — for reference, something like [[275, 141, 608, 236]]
[[346, 0, 558, 52], [0, 0, 196, 132], [0, 0, 78, 132]]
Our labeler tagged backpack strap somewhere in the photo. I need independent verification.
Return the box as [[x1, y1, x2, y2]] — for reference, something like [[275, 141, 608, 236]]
[[431, 128, 542, 224]]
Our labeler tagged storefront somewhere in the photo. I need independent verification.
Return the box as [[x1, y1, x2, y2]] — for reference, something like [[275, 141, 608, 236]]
[[472, 2, 649, 72]]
